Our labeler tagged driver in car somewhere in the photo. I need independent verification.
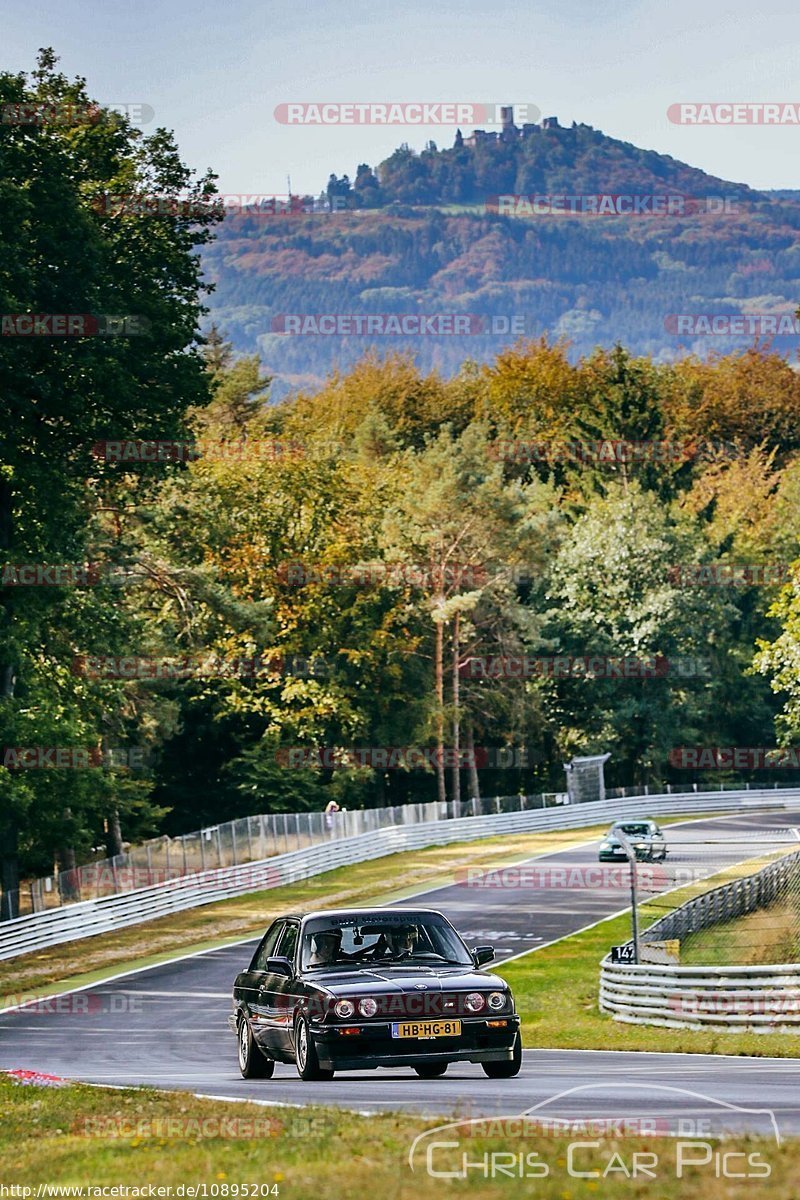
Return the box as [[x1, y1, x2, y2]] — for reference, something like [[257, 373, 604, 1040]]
[[307, 928, 344, 966], [368, 924, 419, 960]]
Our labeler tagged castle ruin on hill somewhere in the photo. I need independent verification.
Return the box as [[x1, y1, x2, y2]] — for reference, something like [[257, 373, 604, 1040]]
[[458, 109, 563, 149]]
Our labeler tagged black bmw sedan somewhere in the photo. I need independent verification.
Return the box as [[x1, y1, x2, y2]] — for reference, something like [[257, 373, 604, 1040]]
[[230, 907, 522, 1081]]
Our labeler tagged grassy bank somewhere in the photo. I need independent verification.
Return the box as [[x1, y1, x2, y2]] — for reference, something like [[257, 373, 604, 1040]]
[[681, 894, 800, 966], [0, 1075, 795, 1198]]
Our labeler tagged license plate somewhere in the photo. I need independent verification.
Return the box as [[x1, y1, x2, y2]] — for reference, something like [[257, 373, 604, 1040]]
[[391, 1019, 462, 1039]]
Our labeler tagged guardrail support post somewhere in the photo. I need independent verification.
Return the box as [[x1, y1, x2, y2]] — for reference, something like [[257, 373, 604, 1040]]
[[616, 829, 640, 964]]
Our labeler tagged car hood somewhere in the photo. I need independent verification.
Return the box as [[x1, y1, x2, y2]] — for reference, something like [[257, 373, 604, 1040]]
[[305, 965, 508, 995], [608, 833, 657, 842]]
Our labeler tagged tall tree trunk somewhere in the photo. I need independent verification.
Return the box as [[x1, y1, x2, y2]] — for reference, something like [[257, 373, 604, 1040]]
[[434, 616, 446, 806], [107, 808, 124, 858], [451, 611, 461, 817], [57, 808, 80, 901], [466, 724, 481, 810], [0, 477, 19, 919], [0, 817, 20, 921]]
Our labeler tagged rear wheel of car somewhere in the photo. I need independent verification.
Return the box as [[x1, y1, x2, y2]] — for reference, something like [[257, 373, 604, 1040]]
[[294, 1013, 334, 1081], [414, 1062, 448, 1078], [237, 1015, 275, 1079], [481, 1031, 522, 1079]]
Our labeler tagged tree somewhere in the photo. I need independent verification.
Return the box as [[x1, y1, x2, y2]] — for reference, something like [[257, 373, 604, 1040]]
[[668, 349, 800, 459], [0, 49, 220, 916], [191, 355, 272, 441], [539, 484, 744, 785], [201, 325, 234, 377], [379, 424, 559, 808]]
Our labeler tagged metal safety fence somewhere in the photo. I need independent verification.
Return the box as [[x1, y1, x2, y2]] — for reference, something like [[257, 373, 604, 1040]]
[[600, 844, 800, 1031], [14, 780, 790, 916]]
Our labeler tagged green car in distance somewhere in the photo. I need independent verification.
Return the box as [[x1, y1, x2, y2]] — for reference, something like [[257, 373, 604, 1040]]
[[598, 820, 667, 862]]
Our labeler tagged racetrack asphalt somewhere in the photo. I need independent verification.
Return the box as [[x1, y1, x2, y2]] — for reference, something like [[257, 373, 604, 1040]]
[[2, 808, 800, 1135]]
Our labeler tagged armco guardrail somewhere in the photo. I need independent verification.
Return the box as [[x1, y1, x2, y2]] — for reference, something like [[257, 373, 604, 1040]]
[[600, 847, 800, 1032], [600, 959, 800, 1031], [2, 786, 800, 961]]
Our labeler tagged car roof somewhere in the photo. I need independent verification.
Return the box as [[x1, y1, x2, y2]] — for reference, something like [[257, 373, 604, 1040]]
[[299, 907, 446, 921]]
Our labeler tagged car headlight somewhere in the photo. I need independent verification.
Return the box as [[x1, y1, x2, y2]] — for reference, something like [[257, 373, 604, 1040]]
[[600, 841, 612, 850], [334, 999, 355, 1019], [633, 842, 647, 849], [465, 992, 486, 1013], [487, 991, 505, 1011], [358, 997, 378, 1017]]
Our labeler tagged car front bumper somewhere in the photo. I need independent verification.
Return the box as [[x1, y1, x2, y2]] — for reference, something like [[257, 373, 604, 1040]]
[[599, 848, 660, 861], [310, 1014, 520, 1070]]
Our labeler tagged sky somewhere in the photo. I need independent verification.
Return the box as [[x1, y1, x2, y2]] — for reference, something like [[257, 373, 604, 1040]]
[[4, 0, 800, 196]]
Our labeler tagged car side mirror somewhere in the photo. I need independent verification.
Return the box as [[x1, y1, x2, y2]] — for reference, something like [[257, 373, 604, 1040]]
[[266, 956, 293, 978], [473, 945, 495, 966]]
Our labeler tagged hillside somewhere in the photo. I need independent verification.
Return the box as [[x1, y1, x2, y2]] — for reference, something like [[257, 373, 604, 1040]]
[[201, 120, 800, 396]]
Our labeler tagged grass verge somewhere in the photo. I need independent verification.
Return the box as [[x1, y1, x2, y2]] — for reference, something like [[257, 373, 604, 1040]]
[[681, 894, 800, 966], [0, 1075, 796, 1197]]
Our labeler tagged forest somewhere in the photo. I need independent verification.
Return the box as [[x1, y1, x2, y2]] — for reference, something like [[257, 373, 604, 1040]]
[[3, 52, 800, 915]]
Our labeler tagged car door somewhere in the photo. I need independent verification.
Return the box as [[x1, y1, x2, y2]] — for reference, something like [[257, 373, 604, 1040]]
[[269, 920, 300, 1055], [239, 920, 285, 1047]]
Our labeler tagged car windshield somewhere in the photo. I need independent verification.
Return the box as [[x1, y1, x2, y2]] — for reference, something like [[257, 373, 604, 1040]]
[[300, 913, 474, 970], [613, 823, 653, 836]]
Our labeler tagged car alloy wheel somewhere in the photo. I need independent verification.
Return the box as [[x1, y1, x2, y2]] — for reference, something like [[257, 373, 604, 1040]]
[[294, 1013, 334, 1082], [481, 1030, 522, 1079], [237, 1015, 275, 1079]]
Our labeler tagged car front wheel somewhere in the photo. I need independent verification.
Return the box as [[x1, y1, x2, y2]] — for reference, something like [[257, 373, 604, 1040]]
[[294, 1013, 334, 1081], [414, 1062, 448, 1078], [237, 1015, 275, 1079], [481, 1032, 522, 1079]]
